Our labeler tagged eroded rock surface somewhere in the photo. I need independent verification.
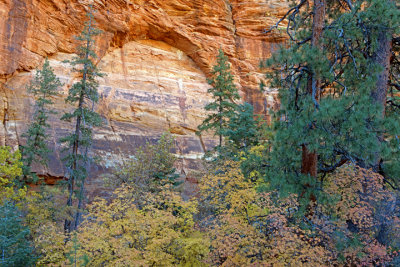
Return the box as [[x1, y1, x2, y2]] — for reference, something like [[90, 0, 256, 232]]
[[0, 0, 286, 196]]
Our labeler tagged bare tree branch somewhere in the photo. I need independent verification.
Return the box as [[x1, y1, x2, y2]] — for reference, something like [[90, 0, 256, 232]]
[[264, 0, 309, 41], [343, 0, 353, 10]]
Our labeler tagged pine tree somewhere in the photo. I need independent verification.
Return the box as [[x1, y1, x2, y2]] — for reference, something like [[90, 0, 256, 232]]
[[0, 201, 36, 267], [20, 59, 62, 185], [262, 0, 400, 200], [60, 6, 103, 233], [197, 49, 240, 148], [224, 102, 259, 150]]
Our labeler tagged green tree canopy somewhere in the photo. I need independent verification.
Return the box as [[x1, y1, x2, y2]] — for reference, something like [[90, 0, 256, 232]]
[[223, 102, 259, 150], [197, 49, 240, 148], [20, 58, 62, 184]]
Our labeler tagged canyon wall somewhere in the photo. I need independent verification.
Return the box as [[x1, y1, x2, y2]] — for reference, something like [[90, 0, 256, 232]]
[[0, 0, 286, 196]]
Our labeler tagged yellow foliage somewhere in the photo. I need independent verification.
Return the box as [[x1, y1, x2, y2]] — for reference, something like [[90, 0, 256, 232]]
[[200, 161, 260, 220], [200, 161, 332, 266], [76, 185, 209, 266], [0, 146, 26, 203], [248, 144, 265, 158], [23, 187, 69, 265], [207, 213, 330, 266], [34, 222, 66, 265]]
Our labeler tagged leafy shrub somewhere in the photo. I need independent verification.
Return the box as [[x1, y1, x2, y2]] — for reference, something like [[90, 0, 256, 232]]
[[0, 147, 25, 203], [314, 165, 400, 265], [199, 161, 332, 266], [76, 185, 209, 266], [105, 132, 179, 192]]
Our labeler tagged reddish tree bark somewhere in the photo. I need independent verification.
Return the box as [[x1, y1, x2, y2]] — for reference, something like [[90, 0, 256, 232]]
[[301, 0, 326, 177], [371, 29, 392, 117], [301, 145, 318, 177], [370, 0, 393, 170]]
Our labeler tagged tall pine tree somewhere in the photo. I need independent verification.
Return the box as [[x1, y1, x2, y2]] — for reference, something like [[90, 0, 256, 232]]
[[61, 6, 103, 233], [20, 58, 62, 184], [197, 49, 240, 148]]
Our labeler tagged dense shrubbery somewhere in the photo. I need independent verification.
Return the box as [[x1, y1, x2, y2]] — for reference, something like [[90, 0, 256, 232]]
[[76, 185, 208, 266], [1, 141, 399, 266], [197, 160, 400, 266], [105, 133, 178, 191]]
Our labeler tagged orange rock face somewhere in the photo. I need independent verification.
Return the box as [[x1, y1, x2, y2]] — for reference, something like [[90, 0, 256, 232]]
[[0, 0, 285, 192]]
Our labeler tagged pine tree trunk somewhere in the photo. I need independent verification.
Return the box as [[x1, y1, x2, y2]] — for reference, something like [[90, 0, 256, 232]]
[[371, 10, 393, 169], [301, 145, 318, 177], [372, 29, 392, 116], [74, 177, 85, 230], [64, 90, 84, 233], [301, 0, 325, 177]]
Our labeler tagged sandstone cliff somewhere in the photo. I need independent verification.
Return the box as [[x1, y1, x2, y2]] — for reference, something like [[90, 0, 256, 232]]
[[0, 0, 286, 195]]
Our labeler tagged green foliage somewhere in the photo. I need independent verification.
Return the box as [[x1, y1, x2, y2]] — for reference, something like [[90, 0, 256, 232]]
[[20, 58, 62, 184], [239, 144, 270, 184], [223, 102, 259, 151], [358, 0, 400, 36], [0, 201, 36, 267], [197, 49, 240, 148], [106, 132, 179, 191], [387, 1, 400, 121], [4, 2, 398, 266]]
